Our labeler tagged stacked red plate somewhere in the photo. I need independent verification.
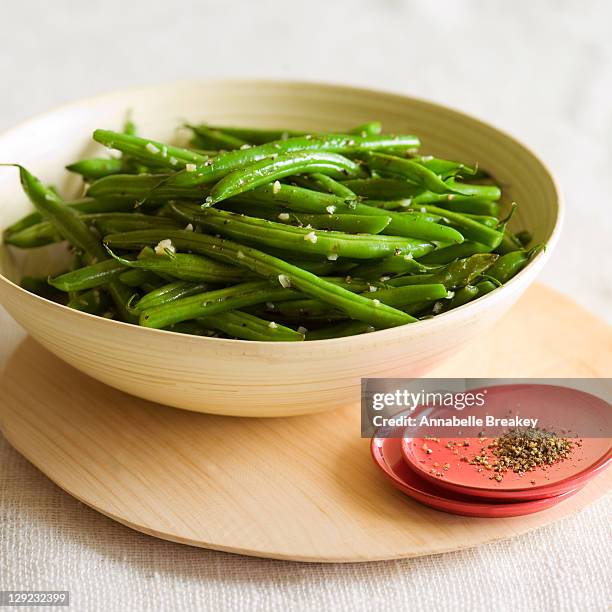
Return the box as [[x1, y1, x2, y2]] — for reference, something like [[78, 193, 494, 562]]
[[370, 384, 611, 517]]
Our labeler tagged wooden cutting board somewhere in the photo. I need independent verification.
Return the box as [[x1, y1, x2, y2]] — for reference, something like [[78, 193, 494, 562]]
[[0, 283, 610, 562]]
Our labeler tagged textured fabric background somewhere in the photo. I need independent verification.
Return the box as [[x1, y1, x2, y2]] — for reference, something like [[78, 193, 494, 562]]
[[1, 1, 611, 610]]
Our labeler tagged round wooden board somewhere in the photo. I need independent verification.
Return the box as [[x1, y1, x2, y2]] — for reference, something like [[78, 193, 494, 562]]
[[0, 283, 610, 562]]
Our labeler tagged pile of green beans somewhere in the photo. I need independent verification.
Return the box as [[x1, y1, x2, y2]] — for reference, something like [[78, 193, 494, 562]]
[[1, 118, 543, 341]]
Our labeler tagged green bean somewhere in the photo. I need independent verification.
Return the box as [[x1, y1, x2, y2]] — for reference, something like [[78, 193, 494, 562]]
[[19, 276, 67, 303], [341, 178, 420, 200], [49, 259, 127, 292], [416, 205, 503, 248], [305, 321, 376, 340], [6, 212, 181, 248], [131, 281, 211, 312], [171, 205, 434, 260], [444, 178, 501, 200], [418, 241, 492, 265], [67, 287, 112, 315], [486, 246, 544, 283], [278, 258, 356, 276], [197, 311, 304, 342], [195, 126, 305, 145], [5, 165, 136, 320], [358, 152, 451, 193], [281, 212, 390, 234], [167, 321, 220, 337], [207, 151, 365, 204], [86, 173, 207, 202], [5, 220, 62, 247], [349, 254, 433, 279], [119, 269, 162, 288], [12, 169, 121, 287], [107, 248, 248, 284], [411, 156, 477, 179], [434, 284, 479, 314], [388, 254, 498, 290], [139, 281, 288, 328], [231, 184, 464, 243], [123, 112, 137, 136], [123, 131, 421, 188], [191, 121, 383, 145], [3, 197, 141, 239], [187, 124, 248, 150], [104, 230, 416, 328], [294, 173, 358, 200], [349, 121, 382, 136], [428, 197, 500, 216], [66, 158, 125, 180], [88, 213, 182, 235], [475, 279, 500, 295], [515, 230, 532, 247], [462, 213, 499, 228], [495, 231, 524, 255], [93, 130, 211, 168], [244, 209, 391, 234], [272, 284, 447, 320]]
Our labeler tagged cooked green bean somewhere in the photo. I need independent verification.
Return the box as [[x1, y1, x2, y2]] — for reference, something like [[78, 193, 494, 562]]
[[207, 151, 365, 204], [416, 205, 503, 248], [411, 156, 478, 179], [6, 165, 135, 321], [350, 254, 433, 279], [123, 131, 421, 188], [186, 124, 248, 150], [305, 321, 375, 340], [435, 284, 479, 314], [358, 152, 453, 194], [417, 241, 493, 265], [107, 248, 248, 284], [487, 246, 544, 283], [294, 173, 357, 200], [118, 269, 163, 289], [86, 173, 207, 201], [66, 158, 125, 180], [197, 311, 304, 342], [5, 119, 540, 340], [171, 205, 434, 260], [388, 254, 498, 289], [271, 284, 447, 320], [5, 212, 181, 248], [131, 281, 211, 312], [20, 275, 67, 303], [49, 259, 127, 292], [270, 212, 391, 234], [67, 287, 112, 315], [93, 130, 211, 168], [104, 230, 416, 328], [3, 197, 140, 239], [231, 183, 464, 243]]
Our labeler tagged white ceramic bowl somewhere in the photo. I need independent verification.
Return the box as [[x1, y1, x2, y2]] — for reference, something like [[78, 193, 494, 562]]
[[0, 80, 562, 416]]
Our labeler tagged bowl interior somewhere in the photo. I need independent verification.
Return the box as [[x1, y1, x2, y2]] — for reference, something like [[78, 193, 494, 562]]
[[0, 80, 560, 287]]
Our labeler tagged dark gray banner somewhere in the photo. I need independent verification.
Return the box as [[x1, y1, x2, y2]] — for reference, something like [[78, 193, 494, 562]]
[[361, 378, 612, 438]]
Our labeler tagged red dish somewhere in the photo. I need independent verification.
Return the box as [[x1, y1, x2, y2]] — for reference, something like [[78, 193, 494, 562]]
[[371, 435, 582, 518], [400, 385, 611, 501]]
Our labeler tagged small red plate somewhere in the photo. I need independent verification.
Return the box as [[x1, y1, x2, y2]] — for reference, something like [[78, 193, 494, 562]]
[[371, 435, 582, 518], [400, 385, 611, 501]]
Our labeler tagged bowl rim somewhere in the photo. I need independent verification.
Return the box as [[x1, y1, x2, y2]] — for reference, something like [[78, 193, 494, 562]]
[[0, 78, 564, 347]]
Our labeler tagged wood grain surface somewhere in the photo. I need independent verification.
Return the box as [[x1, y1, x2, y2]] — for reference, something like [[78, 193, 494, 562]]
[[0, 284, 610, 562]]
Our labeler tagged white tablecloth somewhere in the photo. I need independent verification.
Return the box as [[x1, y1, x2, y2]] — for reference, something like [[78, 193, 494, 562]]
[[1, 1, 611, 610]]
